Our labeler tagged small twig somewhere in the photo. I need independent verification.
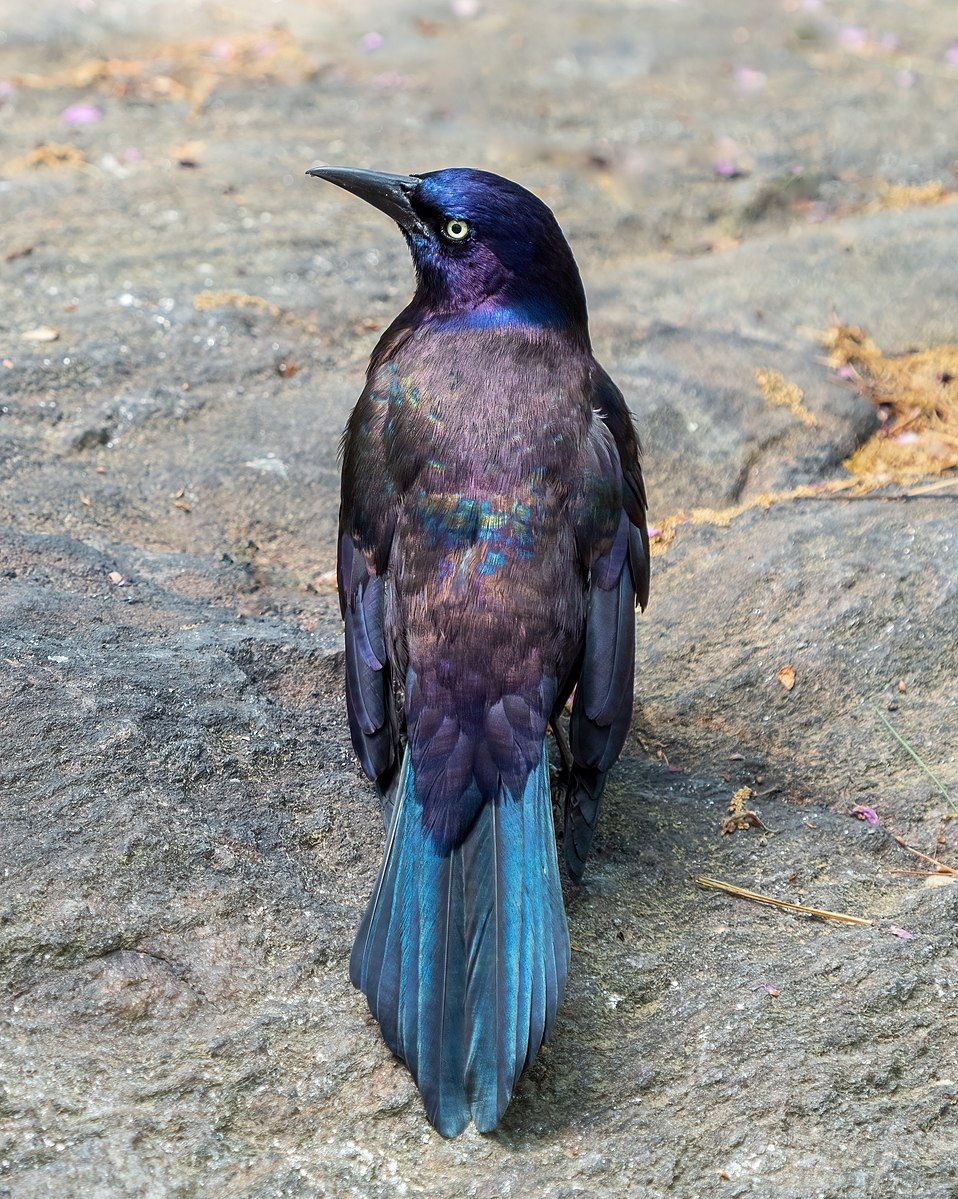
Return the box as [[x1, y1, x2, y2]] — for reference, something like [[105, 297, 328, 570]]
[[805, 491, 958, 503], [875, 707, 958, 816], [696, 876, 873, 926], [903, 474, 958, 496], [891, 835, 957, 875]]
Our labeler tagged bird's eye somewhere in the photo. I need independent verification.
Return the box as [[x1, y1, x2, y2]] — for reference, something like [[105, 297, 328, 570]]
[[443, 218, 470, 241]]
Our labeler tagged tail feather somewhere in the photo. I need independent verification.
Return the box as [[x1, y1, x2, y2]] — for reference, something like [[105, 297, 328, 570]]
[[350, 744, 569, 1136]]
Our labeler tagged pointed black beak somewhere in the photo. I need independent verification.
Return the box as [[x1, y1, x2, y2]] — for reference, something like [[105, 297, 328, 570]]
[[306, 166, 423, 234]]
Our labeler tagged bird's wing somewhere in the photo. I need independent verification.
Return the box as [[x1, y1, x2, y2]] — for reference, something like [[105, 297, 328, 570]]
[[562, 369, 650, 880], [339, 381, 401, 814], [591, 365, 650, 610]]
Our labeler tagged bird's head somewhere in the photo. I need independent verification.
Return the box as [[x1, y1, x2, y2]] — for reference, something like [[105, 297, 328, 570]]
[[307, 165, 589, 340]]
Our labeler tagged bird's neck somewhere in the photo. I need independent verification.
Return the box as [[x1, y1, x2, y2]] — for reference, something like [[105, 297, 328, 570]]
[[406, 242, 590, 347], [423, 298, 585, 339]]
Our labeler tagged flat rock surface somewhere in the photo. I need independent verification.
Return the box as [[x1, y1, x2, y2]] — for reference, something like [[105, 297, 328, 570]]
[[1, 2, 956, 1197]]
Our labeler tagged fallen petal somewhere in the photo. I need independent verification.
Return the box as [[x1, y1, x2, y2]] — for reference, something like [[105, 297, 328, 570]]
[[60, 102, 102, 125], [851, 804, 879, 825], [889, 926, 915, 940], [735, 67, 767, 94]]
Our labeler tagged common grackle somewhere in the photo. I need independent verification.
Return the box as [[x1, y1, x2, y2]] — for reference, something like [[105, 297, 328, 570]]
[[307, 165, 650, 1136]]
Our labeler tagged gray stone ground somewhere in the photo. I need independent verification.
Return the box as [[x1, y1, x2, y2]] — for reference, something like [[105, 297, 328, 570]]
[[1, 1, 957, 1196]]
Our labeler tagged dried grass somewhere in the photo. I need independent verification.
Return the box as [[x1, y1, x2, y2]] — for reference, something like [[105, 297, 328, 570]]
[[651, 323, 958, 555], [696, 876, 873, 926], [9, 28, 317, 114], [7, 143, 86, 172], [871, 181, 957, 212], [193, 291, 281, 318], [755, 368, 817, 426], [824, 324, 958, 485], [649, 478, 859, 556]]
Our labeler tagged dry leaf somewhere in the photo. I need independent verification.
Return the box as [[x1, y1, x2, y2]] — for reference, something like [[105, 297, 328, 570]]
[[777, 664, 796, 691], [5, 244, 36, 262], [720, 786, 770, 835]]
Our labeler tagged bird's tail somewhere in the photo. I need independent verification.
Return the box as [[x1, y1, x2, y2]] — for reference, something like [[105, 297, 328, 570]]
[[350, 743, 569, 1137]]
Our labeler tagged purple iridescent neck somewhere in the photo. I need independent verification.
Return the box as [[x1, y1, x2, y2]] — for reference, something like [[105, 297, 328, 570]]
[[405, 230, 590, 344]]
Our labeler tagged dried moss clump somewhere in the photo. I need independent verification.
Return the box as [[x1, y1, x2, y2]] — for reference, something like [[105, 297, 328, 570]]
[[824, 324, 958, 484]]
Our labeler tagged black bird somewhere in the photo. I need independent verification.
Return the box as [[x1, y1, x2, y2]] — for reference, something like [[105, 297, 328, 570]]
[[308, 165, 649, 1136]]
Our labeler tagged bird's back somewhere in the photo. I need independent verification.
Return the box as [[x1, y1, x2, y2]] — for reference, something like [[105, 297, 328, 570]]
[[380, 326, 593, 839]]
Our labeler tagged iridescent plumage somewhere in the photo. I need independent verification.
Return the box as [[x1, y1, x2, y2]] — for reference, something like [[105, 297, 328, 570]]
[[309, 165, 650, 1135]]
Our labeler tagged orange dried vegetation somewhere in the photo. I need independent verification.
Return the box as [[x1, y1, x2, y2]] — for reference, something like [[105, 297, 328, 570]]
[[9, 28, 317, 112], [8, 143, 85, 171], [755, 368, 817, 426], [649, 324, 958, 555], [872, 181, 957, 212], [824, 324, 958, 484]]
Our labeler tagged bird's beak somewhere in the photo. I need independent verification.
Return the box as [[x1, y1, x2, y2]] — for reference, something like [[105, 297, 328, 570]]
[[306, 166, 423, 234]]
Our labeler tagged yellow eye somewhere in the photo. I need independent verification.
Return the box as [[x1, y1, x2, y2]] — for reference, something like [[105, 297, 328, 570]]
[[443, 218, 470, 241]]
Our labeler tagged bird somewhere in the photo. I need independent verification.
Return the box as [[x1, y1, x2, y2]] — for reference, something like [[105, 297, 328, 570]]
[[306, 164, 650, 1137]]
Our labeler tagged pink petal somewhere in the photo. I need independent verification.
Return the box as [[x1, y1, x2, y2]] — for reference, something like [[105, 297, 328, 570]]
[[712, 139, 744, 179], [889, 926, 915, 940], [735, 67, 767, 94], [851, 804, 879, 825], [946, 43, 958, 67], [372, 73, 407, 89], [361, 31, 384, 52], [838, 26, 867, 50], [60, 102, 101, 125], [896, 69, 916, 89], [450, 0, 481, 15]]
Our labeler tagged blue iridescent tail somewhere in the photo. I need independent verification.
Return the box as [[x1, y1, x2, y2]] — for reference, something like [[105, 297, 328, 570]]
[[349, 744, 569, 1137]]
